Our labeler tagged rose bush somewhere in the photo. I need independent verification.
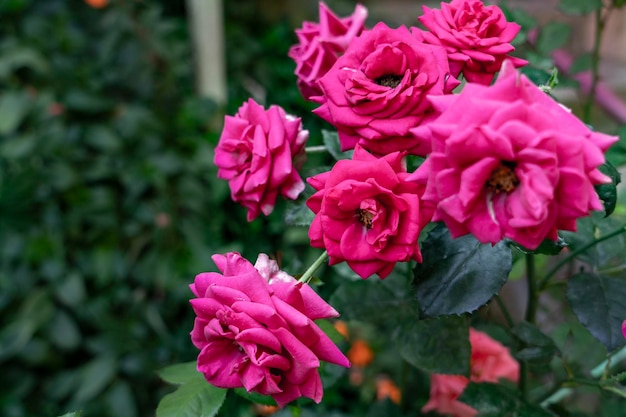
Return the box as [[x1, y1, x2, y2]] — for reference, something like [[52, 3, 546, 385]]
[[417, 0, 526, 85], [214, 98, 308, 221], [422, 328, 520, 417], [288, 2, 368, 101], [313, 22, 459, 156], [190, 252, 350, 407], [306, 145, 427, 279], [410, 63, 617, 249]]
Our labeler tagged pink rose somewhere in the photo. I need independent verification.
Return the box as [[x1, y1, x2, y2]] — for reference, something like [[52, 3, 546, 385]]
[[306, 145, 427, 279], [623, 320, 626, 339], [410, 63, 617, 249], [417, 0, 527, 85], [214, 99, 308, 221], [313, 22, 459, 156], [288, 2, 368, 101], [190, 252, 350, 408], [422, 328, 520, 417]]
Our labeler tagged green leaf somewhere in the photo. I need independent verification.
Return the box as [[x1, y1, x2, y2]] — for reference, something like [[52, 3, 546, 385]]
[[158, 362, 199, 385], [595, 161, 621, 217], [329, 274, 420, 324], [0, 91, 30, 135], [460, 382, 556, 416], [414, 223, 513, 316], [509, 236, 567, 256], [56, 412, 83, 417], [72, 355, 117, 403], [511, 322, 560, 364], [156, 375, 227, 417], [520, 67, 555, 87], [233, 388, 277, 406], [536, 22, 571, 55], [322, 130, 353, 161], [559, 0, 604, 15], [395, 315, 470, 375], [567, 272, 626, 351], [570, 52, 593, 74]]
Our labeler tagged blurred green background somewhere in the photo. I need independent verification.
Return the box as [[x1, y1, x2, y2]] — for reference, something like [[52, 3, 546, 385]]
[[0, 0, 329, 415]]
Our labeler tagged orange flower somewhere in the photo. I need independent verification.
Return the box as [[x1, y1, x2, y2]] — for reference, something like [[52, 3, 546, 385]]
[[376, 375, 402, 405], [253, 404, 279, 416], [84, 0, 108, 8], [347, 339, 374, 367], [334, 320, 349, 340]]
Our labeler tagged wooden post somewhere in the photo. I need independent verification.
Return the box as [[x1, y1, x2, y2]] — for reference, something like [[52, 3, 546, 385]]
[[186, 0, 227, 105]]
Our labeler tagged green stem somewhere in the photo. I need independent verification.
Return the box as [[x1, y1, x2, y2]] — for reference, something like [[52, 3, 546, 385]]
[[298, 251, 328, 284], [525, 254, 537, 324], [583, 7, 607, 124], [538, 225, 626, 291], [305, 145, 327, 153], [494, 294, 515, 328], [541, 344, 626, 406]]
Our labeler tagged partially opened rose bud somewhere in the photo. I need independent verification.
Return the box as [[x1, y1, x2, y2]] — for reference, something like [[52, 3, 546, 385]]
[[289, 2, 368, 101], [214, 99, 308, 221]]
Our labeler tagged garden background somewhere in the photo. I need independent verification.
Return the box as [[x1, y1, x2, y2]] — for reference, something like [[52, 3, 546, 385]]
[[1, 0, 626, 416]]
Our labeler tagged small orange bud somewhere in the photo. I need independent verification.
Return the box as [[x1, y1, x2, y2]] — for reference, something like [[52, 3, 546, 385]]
[[376, 376, 401, 405], [333, 320, 349, 340], [347, 339, 374, 367], [253, 404, 279, 416], [84, 0, 109, 8]]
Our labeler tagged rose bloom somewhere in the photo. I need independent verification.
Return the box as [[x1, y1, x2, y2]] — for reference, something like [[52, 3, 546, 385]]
[[422, 328, 520, 417], [410, 63, 617, 250], [313, 22, 459, 157], [417, 0, 526, 85], [288, 2, 368, 101], [623, 320, 626, 339], [190, 252, 350, 408], [214, 99, 308, 221], [306, 145, 427, 279]]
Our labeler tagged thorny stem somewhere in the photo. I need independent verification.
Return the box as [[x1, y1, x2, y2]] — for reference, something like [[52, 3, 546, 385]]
[[583, 6, 610, 124], [298, 251, 329, 284], [538, 225, 626, 291], [540, 344, 626, 406]]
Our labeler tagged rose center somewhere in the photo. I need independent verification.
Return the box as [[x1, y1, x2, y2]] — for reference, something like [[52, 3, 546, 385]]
[[486, 161, 519, 194], [375, 74, 403, 89], [357, 209, 374, 229]]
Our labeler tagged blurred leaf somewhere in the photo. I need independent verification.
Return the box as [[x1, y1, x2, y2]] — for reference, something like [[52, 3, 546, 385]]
[[395, 315, 470, 375], [47, 310, 82, 351], [0, 46, 47, 79], [460, 382, 556, 416], [72, 355, 117, 403], [284, 198, 315, 227], [570, 52, 593, 74], [0, 91, 30, 135], [106, 381, 137, 417], [536, 22, 571, 55], [559, 0, 604, 15], [595, 161, 621, 217], [511, 322, 560, 364], [322, 130, 353, 161], [521, 67, 555, 87], [158, 362, 199, 386], [414, 223, 513, 316], [567, 272, 626, 351], [156, 374, 226, 417], [57, 413, 83, 417]]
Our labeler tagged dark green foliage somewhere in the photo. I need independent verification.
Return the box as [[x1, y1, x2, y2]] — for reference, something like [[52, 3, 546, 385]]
[[414, 223, 513, 316], [0, 1, 319, 416]]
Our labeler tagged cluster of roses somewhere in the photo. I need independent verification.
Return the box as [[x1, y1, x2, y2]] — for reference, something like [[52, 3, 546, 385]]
[[192, 0, 617, 414]]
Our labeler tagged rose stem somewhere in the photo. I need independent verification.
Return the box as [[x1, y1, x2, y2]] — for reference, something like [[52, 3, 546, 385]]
[[305, 145, 327, 153], [298, 250, 329, 284], [583, 5, 610, 124], [538, 225, 626, 291]]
